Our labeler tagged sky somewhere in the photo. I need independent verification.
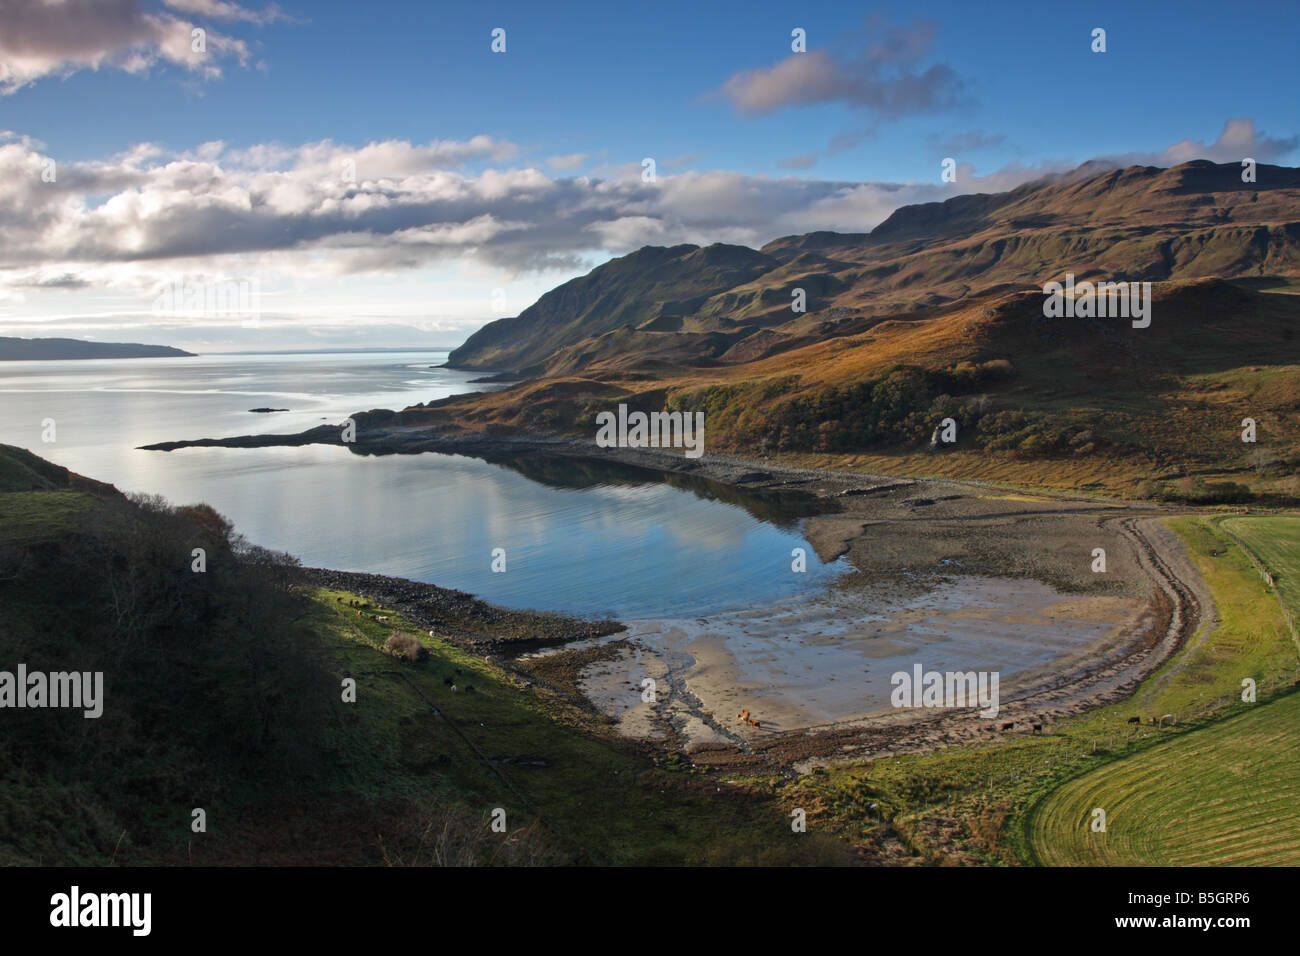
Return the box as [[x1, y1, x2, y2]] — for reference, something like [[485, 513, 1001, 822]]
[[0, 0, 1296, 351]]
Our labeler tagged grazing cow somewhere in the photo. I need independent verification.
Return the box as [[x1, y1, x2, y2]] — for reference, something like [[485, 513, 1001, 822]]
[[1127, 716, 1141, 724], [1001, 721, 1015, 731], [1032, 723, 1043, 735], [376, 615, 390, 623]]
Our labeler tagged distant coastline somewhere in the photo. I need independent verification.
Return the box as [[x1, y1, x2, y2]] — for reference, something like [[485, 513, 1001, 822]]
[[0, 336, 195, 361]]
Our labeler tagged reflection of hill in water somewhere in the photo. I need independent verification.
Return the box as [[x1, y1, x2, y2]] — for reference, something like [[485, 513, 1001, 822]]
[[478, 450, 836, 527], [358, 445, 833, 528]]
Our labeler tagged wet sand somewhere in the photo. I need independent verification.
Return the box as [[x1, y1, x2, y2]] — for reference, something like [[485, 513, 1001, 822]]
[[530, 573, 1144, 750]]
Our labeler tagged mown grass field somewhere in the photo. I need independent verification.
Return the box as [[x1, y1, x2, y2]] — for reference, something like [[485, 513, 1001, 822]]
[[1025, 692, 1300, 865], [780, 514, 1300, 865]]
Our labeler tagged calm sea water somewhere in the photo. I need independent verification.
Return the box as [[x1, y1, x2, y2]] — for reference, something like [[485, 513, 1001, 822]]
[[0, 350, 846, 618]]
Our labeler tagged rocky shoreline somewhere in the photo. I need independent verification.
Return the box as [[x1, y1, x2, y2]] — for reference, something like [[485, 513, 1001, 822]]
[[299, 566, 620, 651], [151, 417, 1214, 771]]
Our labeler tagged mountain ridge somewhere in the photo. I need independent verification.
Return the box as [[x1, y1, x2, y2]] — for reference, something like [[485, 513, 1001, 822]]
[[448, 160, 1300, 375]]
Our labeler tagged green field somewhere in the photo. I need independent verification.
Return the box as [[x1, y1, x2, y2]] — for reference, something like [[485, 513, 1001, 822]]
[[1020, 514, 1300, 866], [1025, 692, 1300, 866], [1221, 515, 1300, 648]]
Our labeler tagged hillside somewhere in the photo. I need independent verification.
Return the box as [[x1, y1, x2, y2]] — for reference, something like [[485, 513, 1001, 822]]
[[447, 161, 1300, 375], [0, 445, 845, 866], [0, 336, 194, 360], [425, 161, 1300, 498]]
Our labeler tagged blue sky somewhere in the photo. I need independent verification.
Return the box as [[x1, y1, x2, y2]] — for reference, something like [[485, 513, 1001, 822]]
[[0, 0, 1296, 350]]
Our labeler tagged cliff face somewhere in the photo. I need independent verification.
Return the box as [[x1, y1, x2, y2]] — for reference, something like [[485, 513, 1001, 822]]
[[446, 161, 1300, 375]]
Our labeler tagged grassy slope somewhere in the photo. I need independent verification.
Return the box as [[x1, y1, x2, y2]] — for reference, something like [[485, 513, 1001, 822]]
[[776, 514, 1300, 865], [255, 589, 851, 866]]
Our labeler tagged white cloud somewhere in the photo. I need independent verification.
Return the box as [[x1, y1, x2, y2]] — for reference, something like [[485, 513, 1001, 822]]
[[0, 121, 1292, 339]]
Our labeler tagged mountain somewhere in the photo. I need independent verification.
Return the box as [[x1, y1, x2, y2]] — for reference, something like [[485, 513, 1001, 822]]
[[447, 161, 1300, 375], [419, 162, 1300, 498], [0, 336, 195, 360], [449, 243, 777, 373]]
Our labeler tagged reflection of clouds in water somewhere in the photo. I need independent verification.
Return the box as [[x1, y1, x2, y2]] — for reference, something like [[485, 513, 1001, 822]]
[[0, 354, 838, 616]]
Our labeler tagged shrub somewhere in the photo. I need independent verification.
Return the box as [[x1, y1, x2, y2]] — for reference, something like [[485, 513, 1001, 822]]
[[385, 632, 429, 663], [1164, 477, 1254, 504]]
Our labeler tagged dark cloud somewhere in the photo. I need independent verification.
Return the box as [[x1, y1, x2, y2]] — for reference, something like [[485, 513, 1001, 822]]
[[717, 15, 965, 119], [0, 0, 271, 93]]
